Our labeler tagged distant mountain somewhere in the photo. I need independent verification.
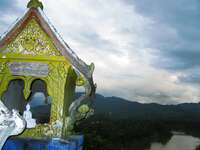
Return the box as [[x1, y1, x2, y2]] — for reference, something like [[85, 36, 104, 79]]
[[87, 93, 200, 121]]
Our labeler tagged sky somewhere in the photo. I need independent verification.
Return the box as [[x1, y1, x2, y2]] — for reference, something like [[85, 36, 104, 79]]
[[0, 0, 200, 104]]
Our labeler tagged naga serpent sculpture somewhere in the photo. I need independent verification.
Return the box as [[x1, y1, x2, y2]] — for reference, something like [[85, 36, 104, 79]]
[[0, 101, 26, 149]]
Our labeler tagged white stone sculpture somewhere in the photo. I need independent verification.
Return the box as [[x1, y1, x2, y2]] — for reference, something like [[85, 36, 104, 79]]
[[0, 101, 26, 149], [23, 104, 36, 129]]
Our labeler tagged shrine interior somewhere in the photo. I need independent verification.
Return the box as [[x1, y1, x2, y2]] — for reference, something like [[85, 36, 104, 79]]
[[2, 79, 26, 114], [2, 79, 51, 124], [28, 79, 51, 124]]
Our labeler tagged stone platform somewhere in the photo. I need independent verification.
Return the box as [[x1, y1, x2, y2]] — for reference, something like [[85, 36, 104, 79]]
[[2, 136, 84, 150]]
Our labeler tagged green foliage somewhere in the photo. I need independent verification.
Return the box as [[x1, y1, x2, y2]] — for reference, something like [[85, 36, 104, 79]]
[[75, 114, 200, 150], [27, 0, 44, 10], [75, 115, 173, 150], [196, 145, 200, 150]]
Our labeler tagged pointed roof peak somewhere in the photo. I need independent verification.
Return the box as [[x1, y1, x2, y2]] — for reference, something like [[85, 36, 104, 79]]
[[27, 0, 44, 10]]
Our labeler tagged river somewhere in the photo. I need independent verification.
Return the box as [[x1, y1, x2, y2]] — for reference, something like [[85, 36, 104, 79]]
[[149, 133, 200, 150]]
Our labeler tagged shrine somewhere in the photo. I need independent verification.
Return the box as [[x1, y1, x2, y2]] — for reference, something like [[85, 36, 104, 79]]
[[0, 0, 96, 149]]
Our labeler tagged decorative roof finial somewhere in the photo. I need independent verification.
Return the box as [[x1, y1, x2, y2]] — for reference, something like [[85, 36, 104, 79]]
[[27, 0, 44, 10]]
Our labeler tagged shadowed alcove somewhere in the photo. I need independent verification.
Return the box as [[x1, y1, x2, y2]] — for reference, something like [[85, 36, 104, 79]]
[[2, 79, 27, 114], [28, 79, 52, 124]]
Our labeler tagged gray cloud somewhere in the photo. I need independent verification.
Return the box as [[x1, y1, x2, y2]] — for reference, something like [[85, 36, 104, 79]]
[[179, 75, 200, 85], [0, 0, 16, 12], [178, 67, 200, 85], [131, 0, 200, 71], [0, 0, 23, 16], [0, 0, 24, 34], [1, 0, 200, 104]]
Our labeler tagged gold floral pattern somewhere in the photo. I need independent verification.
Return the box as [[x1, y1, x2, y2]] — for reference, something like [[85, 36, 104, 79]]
[[5, 19, 61, 56]]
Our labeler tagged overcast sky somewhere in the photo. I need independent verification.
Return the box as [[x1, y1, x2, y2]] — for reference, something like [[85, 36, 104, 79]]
[[0, 0, 200, 104]]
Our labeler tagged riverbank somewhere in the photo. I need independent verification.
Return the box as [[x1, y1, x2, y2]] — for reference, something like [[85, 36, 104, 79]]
[[149, 133, 200, 150]]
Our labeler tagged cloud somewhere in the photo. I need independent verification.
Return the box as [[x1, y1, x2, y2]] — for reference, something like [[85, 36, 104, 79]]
[[0, 0, 27, 35], [0, 0, 200, 104], [0, 0, 16, 12], [131, 0, 200, 71], [178, 67, 200, 85]]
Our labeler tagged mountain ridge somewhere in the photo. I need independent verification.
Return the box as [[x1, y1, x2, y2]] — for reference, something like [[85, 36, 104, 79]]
[[85, 93, 200, 121]]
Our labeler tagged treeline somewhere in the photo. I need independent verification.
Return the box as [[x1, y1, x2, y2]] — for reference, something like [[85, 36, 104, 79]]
[[164, 121, 200, 138], [75, 115, 173, 150]]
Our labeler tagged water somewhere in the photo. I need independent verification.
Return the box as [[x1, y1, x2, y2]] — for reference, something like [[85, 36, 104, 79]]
[[149, 133, 200, 150]]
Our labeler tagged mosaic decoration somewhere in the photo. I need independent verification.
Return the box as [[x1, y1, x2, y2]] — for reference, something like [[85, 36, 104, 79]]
[[9, 62, 49, 77], [3, 19, 61, 56], [0, 62, 6, 73]]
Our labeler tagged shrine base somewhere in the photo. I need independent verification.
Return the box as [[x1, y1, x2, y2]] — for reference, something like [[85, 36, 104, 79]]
[[2, 135, 84, 150]]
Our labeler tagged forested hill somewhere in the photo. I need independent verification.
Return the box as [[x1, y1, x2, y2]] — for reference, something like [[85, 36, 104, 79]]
[[87, 93, 200, 121]]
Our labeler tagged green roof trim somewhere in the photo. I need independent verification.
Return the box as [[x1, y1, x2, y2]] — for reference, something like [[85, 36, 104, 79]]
[[27, 0, 44, 10]]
